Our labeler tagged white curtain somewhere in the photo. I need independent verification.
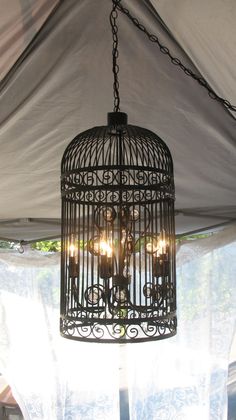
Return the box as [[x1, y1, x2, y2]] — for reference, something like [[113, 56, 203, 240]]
[[0, 226, 235, 420]]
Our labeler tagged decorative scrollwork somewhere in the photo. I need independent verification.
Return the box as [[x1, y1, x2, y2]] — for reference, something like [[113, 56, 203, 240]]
[[83, 171, 96, 186], [62, 170, 173, 189], [62, 169, 175, 203], [92, 324, 105, 339], [84, 285, 105, 306], [62, 184, 174, 203], [135, 170, 148, 185], [60, 314, 177, 342], [103, 170, 115, 185], [112, 285, 129, 303], [143, 283, 163, 304], [143, 322, 158, 337], [158, 321, 168, 336], [88, 236, 101, 255]]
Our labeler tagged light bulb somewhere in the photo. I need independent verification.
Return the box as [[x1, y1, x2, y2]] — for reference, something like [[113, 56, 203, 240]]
[[69, 234, 76, 257], [100, 236, 112, 257], [69, 244, 75, 257], [159, 229, 167, 254], [68, 234, 79, 278]]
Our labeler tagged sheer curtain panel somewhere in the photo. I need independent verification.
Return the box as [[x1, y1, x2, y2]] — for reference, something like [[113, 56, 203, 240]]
[[0, 226, 235, 420]]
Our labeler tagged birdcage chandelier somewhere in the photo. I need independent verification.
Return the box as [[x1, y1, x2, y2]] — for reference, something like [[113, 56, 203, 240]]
[[60, 0, 177, 343]]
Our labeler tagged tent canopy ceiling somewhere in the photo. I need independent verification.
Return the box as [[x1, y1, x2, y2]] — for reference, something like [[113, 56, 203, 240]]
[[0, 0, 235, 241]]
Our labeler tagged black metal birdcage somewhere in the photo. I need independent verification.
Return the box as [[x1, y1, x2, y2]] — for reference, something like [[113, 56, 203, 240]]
[[60, 112, 176, 343]]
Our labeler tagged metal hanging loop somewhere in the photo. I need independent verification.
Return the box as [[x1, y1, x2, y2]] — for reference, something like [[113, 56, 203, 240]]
[[17, 241, 25, 254]]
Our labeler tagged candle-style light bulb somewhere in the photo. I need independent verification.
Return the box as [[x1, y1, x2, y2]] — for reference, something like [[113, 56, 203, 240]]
[[68, 234, 79, 278], [99, 232, 113, 279], [159, 229, 167, 254], [100, 234, 113, 257], [152, 230, 169, 278], [69, 243, 75, 257], [69, 234, 76, 256]]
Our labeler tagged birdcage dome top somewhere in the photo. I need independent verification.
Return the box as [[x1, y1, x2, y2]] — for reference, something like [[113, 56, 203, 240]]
[[61, 114, 173, 175]]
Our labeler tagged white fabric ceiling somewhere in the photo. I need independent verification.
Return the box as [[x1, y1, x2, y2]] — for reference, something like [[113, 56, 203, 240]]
[[0, 0, 235, 241], [0, 0, 58, 80]]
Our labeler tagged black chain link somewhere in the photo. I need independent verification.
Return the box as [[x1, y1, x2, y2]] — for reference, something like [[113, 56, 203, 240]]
[[117, 2, 236, 113], [110, 0, 121, 112]]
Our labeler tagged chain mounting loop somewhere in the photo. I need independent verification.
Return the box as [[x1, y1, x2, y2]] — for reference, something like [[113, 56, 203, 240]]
[[116, 2, 236, 113], [110, 0, 121, 112]]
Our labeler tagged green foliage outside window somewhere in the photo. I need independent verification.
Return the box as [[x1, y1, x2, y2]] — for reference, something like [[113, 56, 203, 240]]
[[0, 240, 15, 249], [0, 234, 212, 252], [31, 241, 61, 252]]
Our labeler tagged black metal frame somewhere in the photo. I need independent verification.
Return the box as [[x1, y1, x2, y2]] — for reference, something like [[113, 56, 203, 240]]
[[60, 112, 176, 343]]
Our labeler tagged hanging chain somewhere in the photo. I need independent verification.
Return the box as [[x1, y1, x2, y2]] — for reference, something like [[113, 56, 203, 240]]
[[110, 0, 121, 112], [116, 2, 236, 113]]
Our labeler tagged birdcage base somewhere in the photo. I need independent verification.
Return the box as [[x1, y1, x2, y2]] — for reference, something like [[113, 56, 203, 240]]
[[60, 313, 177, 343]]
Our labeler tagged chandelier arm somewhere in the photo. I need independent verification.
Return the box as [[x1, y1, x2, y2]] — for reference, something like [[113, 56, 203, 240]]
[[117, 2, 236, 113], [110, 0, 121, 112]]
